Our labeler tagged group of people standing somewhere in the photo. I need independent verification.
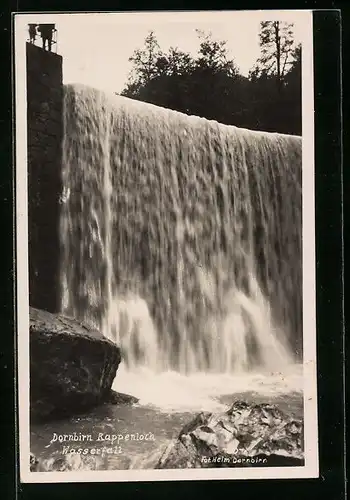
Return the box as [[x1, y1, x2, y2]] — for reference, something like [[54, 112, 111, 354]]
[[28, 24, 56, 52]]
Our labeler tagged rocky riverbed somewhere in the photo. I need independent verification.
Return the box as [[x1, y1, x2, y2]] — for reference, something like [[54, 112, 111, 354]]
[[29, 308, 304, 472], [30, 390, 303, 471]]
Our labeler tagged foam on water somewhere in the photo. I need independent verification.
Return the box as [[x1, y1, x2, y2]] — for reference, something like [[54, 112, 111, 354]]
[[112, 364, 303, 413]]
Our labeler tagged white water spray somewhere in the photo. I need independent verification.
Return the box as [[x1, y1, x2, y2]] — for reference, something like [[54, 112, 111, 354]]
[[61, 84, 302, 376]]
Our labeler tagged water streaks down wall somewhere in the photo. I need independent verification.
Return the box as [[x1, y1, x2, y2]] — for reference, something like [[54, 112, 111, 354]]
[[61, 84, 302, 374]]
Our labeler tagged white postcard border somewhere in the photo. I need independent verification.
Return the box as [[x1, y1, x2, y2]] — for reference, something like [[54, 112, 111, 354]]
[[15, 10, 318, 483]]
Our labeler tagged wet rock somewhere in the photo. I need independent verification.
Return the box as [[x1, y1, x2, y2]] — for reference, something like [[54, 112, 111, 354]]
[[156, 400, 304, 468], [30, 307, 121, 421], [30, 452, 39, 471], [104, 389, 139, 406], [30, 452, 104, 471]]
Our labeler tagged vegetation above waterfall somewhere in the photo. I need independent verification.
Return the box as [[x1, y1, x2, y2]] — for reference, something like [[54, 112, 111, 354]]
[[120, 22, 301, 136]]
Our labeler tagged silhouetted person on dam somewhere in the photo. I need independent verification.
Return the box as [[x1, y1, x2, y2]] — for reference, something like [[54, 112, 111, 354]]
[[28, 24, 37, 44], [37, 24, 55, 51]]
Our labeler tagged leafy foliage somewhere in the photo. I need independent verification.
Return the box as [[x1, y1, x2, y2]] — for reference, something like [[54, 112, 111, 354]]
[[250, 21, 298, 91], [120, 24, 301, 135]]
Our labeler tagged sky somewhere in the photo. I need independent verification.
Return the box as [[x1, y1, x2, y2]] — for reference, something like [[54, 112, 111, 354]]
[[16, 11, 311, 95]]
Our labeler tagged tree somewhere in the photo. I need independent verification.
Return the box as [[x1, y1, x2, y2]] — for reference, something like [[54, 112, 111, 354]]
[[285, 43, 301, 86], [154, 47, 193, 76], [253, 21, 297, 89], [121, 30, 241, 121], [120, 28, 301, 135], [283, 44, 302, 134], [125, 31, 163, 89], [245, 22, 301, 135], [195, 30, 238, 76]]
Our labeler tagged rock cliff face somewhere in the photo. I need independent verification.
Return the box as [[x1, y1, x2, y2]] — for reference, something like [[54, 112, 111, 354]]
[[27, 43, 63, 313], [155, 401, 304, 469], [30, 307, 121, 421]]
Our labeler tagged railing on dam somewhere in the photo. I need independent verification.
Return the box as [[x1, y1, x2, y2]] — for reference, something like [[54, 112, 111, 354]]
[[27, 24, 58, 54]]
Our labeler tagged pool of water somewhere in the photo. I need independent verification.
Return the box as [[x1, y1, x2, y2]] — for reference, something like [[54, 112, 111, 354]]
[[31, 365, 303, 470]]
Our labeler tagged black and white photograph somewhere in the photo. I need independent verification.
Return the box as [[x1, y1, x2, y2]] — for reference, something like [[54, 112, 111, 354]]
[[15, 10, 318, 482]]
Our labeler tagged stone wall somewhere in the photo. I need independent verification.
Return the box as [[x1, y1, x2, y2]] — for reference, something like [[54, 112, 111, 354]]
[[26, 43, 63, 312]]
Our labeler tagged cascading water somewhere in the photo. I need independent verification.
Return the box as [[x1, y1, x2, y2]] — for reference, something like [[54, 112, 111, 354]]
[[60, 83, 302, 378]]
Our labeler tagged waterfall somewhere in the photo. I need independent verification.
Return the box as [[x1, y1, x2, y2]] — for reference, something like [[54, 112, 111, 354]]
[[60, 83, 302, 375]]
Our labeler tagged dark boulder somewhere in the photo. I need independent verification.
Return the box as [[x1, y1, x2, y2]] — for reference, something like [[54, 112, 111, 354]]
[[30, 307, 121, 421], [104, 389, 139, 406], [156, 400, 304, 468]]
